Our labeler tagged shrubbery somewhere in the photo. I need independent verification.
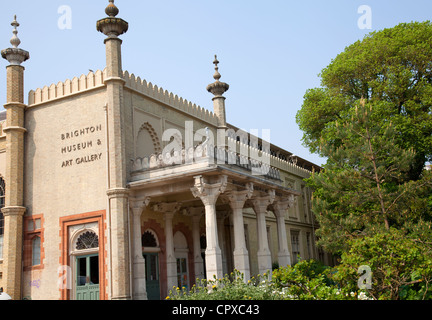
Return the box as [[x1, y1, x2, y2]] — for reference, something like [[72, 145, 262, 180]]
[[167, 232, 432, 301], [167, 260, 372, 301]]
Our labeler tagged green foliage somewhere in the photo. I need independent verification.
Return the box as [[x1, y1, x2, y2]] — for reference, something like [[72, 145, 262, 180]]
[[271, 260, 347, 300], [296, 21, 432, 179], [332, 229, 432, 300], [306, 99, 432, 253], [166, 270, 279, 301], [167, 261, 374, 301]]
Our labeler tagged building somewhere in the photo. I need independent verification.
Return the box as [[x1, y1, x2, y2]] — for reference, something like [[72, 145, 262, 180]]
[[0, 1, 332, 300]]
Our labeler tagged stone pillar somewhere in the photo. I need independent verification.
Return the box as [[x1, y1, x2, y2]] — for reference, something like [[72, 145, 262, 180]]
[[107, 188, 131, 300], [97, 1, 130, 300], [130, 197, 151, 300], [273, 196, 294, 268], [216, 212, 226, 275], [1, 15, 29, 300], [153, 202, 182, 292], [251, 190, 275, 276], [226, 183, 253, 281], [165, 212, 177, 291], [188, 208, 205, 281], [191, 175, 228, 280]]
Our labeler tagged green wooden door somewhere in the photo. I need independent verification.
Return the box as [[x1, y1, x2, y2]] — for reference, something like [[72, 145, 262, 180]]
[[143, 253, 160, 300], [76, 254, 100, 300]]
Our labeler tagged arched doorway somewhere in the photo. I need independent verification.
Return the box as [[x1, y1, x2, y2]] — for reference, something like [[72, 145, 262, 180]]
[[142, 229, 161, 300], [73, 230, 100, 300]]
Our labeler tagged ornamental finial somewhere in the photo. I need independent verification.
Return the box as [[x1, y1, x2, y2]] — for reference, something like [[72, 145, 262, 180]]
[[213, 55, 221, 81], [1, 15, 30, 65], [105, 0, 119, 17], [10, 15, 21, 49], [207, 54, 229, 97]]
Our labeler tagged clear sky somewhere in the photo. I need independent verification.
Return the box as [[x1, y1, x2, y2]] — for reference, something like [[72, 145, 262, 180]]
[[1, 0, 432, 166]]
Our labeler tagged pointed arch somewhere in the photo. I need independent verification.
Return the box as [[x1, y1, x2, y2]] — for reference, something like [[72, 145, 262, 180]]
[[136, 122, 162, 158]]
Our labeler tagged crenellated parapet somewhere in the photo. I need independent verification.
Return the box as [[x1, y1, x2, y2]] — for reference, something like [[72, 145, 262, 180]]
[[28, 69, 107, 105], [123, 71, 218, 126], [28, 68, 219, 126]]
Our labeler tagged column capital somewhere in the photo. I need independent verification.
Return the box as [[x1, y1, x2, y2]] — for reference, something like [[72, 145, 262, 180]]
[[153, 202, 182, 214], [226, 182, 254, 210], [272, 194, 296, 217], [107, 187, 130, 199], [251, 189, 275, 214], [1, 206, 26, 217], [182, 206, 205, 218], [190, 175, 228, 206], [129, 197, 151, 216]]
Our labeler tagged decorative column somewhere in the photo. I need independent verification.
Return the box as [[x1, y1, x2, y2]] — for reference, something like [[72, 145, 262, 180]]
[[272, 196, 295, 268], [251, 190, 275, 276], [1, 15, 30, 300], [130, 197, 151, 300], [97, 1, 130, 300], [207, 55, 229, 129], [217, 211, 230, 276], [153, 202, 182, 292], [191, 175, 228, 280], [186, 207, 205, 281], [226, 183, 253, 281]]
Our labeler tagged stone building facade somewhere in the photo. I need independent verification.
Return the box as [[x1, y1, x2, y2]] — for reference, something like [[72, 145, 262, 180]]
[[0, 1, 333, 300]]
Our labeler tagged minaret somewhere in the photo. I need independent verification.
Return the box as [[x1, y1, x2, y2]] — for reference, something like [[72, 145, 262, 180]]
[[1, 15, 30, 300], [97, 0, 131, 300], [207, 55, 229, 129]]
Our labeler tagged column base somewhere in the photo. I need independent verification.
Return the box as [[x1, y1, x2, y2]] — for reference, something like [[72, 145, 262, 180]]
[[205, 248, 223, 280], [257, 250, 272, 276], [233, 248, 250, 281], [167, 256, 178, 291], [278, 251, 291, 268], [133, 259, 147, 300]]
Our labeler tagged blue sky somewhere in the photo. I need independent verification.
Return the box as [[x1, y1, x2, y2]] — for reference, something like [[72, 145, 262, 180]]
[[1, 1, 432, 166]]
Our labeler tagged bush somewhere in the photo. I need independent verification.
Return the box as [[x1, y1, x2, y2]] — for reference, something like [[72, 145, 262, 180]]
[[272, 260, 351, 300], [166, 269, 282, 301], [331, 229, 432, 300]]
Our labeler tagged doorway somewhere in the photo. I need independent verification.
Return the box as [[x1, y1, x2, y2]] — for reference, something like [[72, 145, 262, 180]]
[[75, 254, 100, 300], [143, 253, 160, 300]]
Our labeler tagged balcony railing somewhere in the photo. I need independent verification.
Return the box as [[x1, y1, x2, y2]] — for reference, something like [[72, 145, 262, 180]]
[[131, 140, 282, 181]]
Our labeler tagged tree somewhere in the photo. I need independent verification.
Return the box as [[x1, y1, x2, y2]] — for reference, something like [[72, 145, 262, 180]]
[[306, 99, 432, 254], [296, 21, 432, 255], [296, 21, 432, 180]]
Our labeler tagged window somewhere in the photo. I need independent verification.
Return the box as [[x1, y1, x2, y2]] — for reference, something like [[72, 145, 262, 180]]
[[76, 231, 99, 250], [32, 236, 41, 266], [24, 215, 44, 270], [142, 231, 158, 248], [177, 258, 188, 289], [291, 231, 300, 265], [0, 178, 5, 260]]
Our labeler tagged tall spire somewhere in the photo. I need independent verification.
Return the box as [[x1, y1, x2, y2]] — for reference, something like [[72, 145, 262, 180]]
[[207, 55, 229, 97], [207, 55, 229, 128], [1, 15, 29, 66]]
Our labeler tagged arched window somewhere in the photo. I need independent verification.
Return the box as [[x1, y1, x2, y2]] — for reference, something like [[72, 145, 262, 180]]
[[32, 236, 41, 266], [76, 231, 99, 250], [142, 230, 158, 248]]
